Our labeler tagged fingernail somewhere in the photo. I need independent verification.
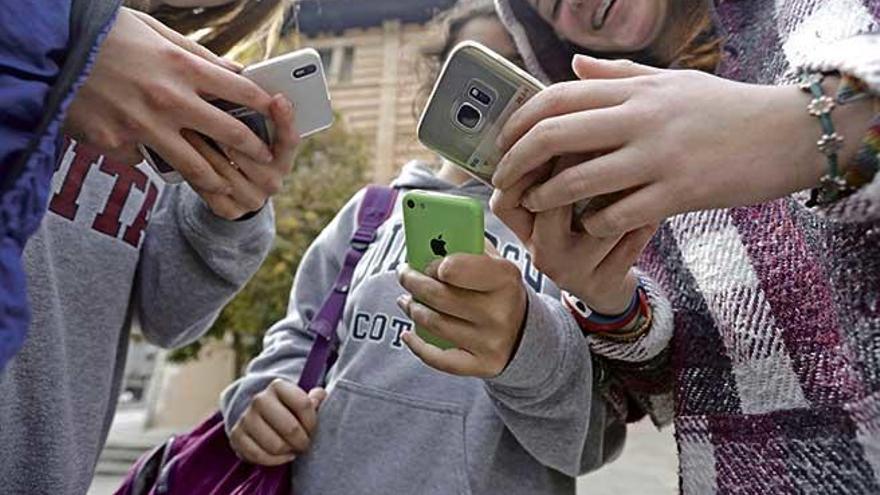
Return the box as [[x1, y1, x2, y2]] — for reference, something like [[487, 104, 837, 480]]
[[522, 194, 538, 212], [261, 149, 274, 163], [396, 294, 410, 312]]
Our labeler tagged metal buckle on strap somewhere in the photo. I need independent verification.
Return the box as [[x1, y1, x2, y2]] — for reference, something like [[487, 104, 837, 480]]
[[350, 227, 376, 251]]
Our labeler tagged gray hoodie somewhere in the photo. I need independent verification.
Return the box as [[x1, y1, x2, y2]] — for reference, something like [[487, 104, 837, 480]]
[[0, 139, 275, 495], [221, 162, 627, 495]]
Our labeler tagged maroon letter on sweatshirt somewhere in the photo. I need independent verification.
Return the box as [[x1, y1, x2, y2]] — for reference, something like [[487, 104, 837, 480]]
[[49, 140, 101, 221], [122, 181, 159, 248], [92, 159, 149, 239]]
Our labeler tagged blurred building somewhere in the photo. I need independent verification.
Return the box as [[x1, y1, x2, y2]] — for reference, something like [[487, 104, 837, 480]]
[[281, 0, 455, 182]]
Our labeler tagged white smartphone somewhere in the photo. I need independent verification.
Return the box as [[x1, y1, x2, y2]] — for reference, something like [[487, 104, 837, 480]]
[[417, 41, 544, 185], [142, 47, 334, 183]]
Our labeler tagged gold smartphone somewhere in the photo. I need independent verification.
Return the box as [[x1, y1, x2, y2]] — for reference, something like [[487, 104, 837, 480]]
[[417, 41, 545, 184]]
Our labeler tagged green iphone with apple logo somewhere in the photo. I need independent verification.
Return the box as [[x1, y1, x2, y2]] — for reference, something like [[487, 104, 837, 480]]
[[402, 190, 485, 349]]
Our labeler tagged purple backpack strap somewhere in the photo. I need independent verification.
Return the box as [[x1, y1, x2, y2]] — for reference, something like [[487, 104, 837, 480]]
[[298, 185, 397, 391]]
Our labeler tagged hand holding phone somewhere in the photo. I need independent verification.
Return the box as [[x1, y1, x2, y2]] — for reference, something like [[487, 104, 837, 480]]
[[397, 191, 527, 377], [417, 41, 544, 185], [401, 191, 485, 349], [142, 48, 333, 183], [181, 93, 300, 220]]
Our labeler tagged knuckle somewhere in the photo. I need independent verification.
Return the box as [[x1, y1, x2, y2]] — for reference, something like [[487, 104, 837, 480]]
[[119, 115, 145, 137], [269, 378, 288, 391], [238, 84, 262, 105], [542, 84, 569, 114], [165, 46, 198, 72], [533, 118, 561, 148], [266, 439, 287, 456], [281, 421, 301, 439], [261, 175, 284, 196], [213, 204, 239, 221], [252, 393, 271, 411], [227, 126, 250, 148], [423, 283, 446, 305], [243, 195, 266, 212], [560, 166, 589, 202], [185, 165, 213, 187], [414, 306, 437, 329], [91, 127, 124, 152], [143, 81, 180, 111], [597, 209, 628, 236], [503, 260, 520, 278]]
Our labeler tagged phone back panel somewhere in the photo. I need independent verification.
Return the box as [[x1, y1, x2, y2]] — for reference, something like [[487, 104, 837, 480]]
[[403, 191, 484, 349], [244, 48, 334, 138], [417, 42, 543, 184], [403, 191, 485, 271]]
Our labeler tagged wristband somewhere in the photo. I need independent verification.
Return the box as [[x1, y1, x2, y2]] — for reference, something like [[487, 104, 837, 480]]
[[562, 286, 650, 336], [837, 75, 879, 191]]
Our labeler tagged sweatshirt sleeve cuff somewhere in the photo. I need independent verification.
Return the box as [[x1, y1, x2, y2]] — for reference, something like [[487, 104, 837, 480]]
[[179, 186, 275, 244], [587, 272, 674, 363], [220, 374, 283, 435], [488, 288, 577, 391]]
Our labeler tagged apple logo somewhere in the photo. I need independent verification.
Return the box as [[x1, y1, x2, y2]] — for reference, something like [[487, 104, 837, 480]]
[[430, 234, 447, 257]]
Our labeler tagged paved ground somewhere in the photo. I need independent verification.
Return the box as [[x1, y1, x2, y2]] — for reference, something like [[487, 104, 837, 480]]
[[577, 419, 678, 494], [90, 413, 678, 494]]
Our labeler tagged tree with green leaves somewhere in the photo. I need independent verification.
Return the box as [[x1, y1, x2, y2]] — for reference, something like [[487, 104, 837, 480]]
[[169, 119, 369, 375]]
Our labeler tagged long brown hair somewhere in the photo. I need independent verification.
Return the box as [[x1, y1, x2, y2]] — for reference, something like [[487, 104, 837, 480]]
[[660, 3, 722, 73], [126, 0, 288, 56]]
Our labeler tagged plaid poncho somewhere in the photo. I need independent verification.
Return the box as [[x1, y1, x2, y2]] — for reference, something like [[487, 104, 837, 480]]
[[496, 0, 880, 492]]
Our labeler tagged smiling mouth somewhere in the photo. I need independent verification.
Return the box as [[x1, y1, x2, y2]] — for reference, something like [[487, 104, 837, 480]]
[[591, 0, 616, 29]]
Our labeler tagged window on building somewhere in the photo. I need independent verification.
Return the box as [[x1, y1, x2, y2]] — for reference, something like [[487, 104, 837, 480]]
[[338, 46, 355, 83]]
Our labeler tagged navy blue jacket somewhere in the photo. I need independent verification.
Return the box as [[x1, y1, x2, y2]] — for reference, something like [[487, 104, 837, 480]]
[[0, 0, 121, 371]]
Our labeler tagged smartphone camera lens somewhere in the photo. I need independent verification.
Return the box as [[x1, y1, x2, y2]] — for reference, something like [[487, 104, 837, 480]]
[[456, 103, 481, 130], [407, 199, 416, 209], [469, 87, 492, 106], [292, 64, 318, 79]]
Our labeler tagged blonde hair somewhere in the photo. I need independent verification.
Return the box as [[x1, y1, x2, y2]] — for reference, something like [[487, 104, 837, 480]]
[[127, 0, 289, 58]]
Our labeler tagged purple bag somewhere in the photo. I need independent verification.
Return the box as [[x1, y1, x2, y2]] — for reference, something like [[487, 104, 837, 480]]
[[114, 186, 398, 495]]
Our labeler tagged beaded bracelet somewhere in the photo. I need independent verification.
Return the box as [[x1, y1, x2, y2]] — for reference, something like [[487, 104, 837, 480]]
[[800, 72, 851, 206]]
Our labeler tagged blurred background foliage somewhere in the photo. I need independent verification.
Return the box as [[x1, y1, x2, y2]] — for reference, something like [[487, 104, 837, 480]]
[[168, 116, 369, 374]]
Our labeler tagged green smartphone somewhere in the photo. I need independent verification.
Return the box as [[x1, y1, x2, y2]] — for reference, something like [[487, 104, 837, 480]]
[[402, 190, 485, 349]]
